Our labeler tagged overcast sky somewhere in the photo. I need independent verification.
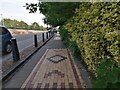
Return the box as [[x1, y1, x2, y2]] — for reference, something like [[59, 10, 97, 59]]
[[0, 0, 46, 26]]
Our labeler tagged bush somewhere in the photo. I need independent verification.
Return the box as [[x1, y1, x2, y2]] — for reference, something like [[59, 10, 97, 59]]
[[59, 26, 81, 58], [105, 31, 120, 66], [92, 57, 120, 89], [59, 26, 70, 46], [59, 2, 120, 88]]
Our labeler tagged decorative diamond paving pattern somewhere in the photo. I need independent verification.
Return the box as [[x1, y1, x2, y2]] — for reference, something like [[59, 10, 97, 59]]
[[47, 54, 67, 63]]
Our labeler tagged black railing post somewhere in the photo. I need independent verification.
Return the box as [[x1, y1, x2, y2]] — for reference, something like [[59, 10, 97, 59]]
[[42, 33, 44, 42], [34, 34, 38, 47], [52, 31, 53, 36], [50, 31, 52, 36], [52, 31, 54, 36], [48, 31, 50, 37], [51, 31, 52, 36], [46, 32, 48, 39], [11, 38, 20, 61]]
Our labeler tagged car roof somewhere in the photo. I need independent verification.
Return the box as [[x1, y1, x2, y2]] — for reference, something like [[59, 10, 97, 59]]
[[0, 25, 6, 28]]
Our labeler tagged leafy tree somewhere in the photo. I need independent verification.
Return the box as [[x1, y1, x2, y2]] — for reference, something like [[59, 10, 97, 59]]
[[19, 21, 28, 29], [31, 22, 40, 29], [2, 18, 13, 28], [25, 2, 80, 27]]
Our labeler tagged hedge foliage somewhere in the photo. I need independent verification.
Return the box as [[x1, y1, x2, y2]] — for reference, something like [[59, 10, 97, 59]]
[[59, 2, 120, 88]]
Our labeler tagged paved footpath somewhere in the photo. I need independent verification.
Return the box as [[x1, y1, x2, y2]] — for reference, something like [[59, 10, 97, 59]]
[[3, 33, 85, 89]]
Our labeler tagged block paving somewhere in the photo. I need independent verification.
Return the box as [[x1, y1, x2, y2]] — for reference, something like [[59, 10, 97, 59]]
[[21, 48, 84, 89]]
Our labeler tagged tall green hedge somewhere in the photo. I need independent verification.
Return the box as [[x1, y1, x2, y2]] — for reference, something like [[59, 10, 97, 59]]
[[60, 2, 120, 88]]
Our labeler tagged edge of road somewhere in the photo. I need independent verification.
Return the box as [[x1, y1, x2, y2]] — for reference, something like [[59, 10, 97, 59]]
[[2, 34, 54, 82]]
